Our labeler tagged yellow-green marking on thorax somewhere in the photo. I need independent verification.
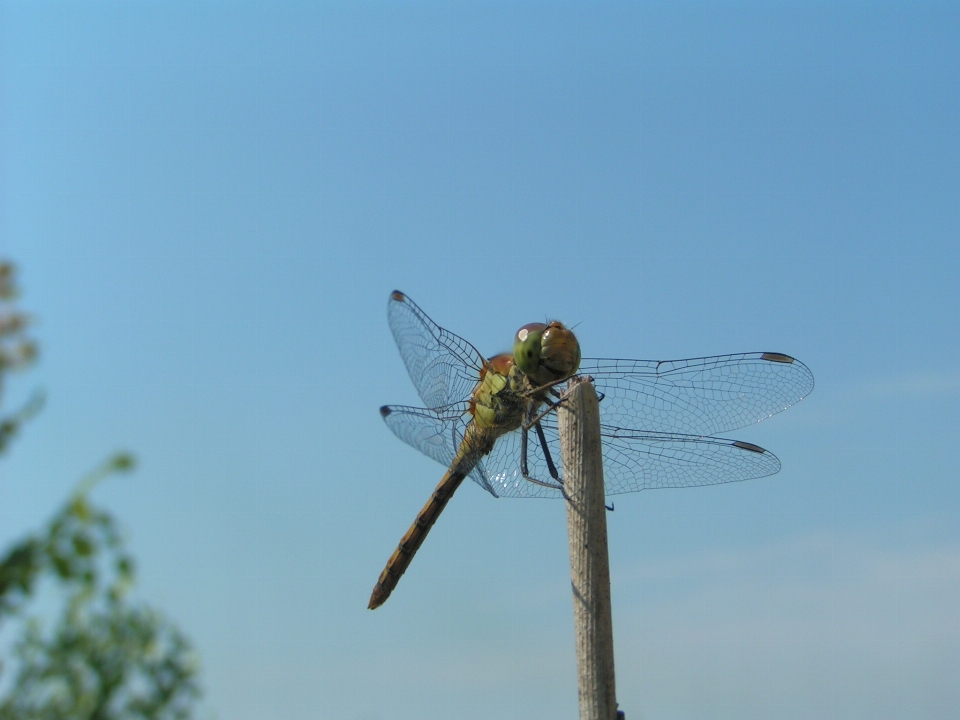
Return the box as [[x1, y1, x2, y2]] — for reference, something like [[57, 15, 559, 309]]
[[470, 353, 526, 431]]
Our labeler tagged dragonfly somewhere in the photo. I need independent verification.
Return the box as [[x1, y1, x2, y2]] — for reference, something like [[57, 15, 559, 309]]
[[368, 291, 814, 609]]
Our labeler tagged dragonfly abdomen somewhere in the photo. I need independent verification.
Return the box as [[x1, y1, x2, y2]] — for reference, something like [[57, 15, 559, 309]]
[[368, 424, 503, 610], [368, 468, 468, 609]]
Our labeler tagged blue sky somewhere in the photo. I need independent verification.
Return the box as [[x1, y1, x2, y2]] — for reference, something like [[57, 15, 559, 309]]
[[1, 2, 958, 719]]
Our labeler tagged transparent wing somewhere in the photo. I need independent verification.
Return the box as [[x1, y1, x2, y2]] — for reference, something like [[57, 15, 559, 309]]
[[581, 353, 814, 436], [383, 403, 782, 500], [473, 428, 559, 499], [387, 291, 486, 409], [481, 415, 782, 498], [380, 403, 501, 497], [595, 428, 781, 495]]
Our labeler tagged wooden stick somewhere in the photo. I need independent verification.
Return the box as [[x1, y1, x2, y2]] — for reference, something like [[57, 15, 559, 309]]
[[559, 376, 622, 720]]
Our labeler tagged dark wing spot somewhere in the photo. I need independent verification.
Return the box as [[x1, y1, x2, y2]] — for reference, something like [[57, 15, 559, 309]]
[[761, 352, 794, 364]]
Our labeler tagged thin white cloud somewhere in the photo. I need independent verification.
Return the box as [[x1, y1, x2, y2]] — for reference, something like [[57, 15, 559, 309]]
[[862, 372, 960, 399], [625, 532, 959, 641], [613, 530, 960, 720]]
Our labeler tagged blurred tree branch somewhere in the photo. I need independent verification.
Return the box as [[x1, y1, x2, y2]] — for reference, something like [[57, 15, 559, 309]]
[[0, 261, 42, 454], [0, 261, 202, 719]]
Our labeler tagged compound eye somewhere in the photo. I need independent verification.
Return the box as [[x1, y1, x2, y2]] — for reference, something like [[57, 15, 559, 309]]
[[539, 322, 581, 381], [513, 322, 546, 376]]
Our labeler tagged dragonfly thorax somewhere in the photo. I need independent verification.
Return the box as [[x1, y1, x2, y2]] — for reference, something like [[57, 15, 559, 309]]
[[470, 353, 530, 431]]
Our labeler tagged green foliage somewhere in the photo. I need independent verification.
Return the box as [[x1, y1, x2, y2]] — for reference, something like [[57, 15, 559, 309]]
[[0, 262, 202, 719], [0, 456, 133, 620], [0, 261, 41, 454], [0, 456, 200, 720]]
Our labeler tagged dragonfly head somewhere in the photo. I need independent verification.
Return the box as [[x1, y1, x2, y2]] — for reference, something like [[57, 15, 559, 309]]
[[513, 321, 581, 386]]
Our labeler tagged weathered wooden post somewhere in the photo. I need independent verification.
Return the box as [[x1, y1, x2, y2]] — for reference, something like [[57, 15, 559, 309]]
[[559, 375, 623, 720]]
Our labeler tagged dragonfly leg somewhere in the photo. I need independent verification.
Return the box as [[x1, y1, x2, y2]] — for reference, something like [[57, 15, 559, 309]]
[[522, 473, 565, 491], [520, 421, 530, 477], [523, 396, 567, 430], [523, 373, 582, 399], [530, 418, 572, 500], [535, 420, 560, 481], [519, 416, 565, 493]]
